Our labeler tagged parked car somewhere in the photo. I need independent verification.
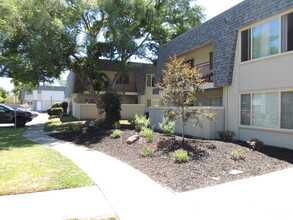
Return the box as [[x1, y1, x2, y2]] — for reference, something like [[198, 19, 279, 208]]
[[0, 104, 37, 127]]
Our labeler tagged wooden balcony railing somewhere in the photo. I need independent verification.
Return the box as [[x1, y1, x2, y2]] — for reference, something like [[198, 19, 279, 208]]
[[194, 61, 214, 83]]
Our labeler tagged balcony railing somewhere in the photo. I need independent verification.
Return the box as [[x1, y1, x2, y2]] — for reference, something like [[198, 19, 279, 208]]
[[114, 82, 137, 93], [194, 61, 213, 83]]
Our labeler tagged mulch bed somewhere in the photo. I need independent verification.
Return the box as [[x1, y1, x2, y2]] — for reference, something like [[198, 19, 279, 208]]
[[50, 124, 293, 192]]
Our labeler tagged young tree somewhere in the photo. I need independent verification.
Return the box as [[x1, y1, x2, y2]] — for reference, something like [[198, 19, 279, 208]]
[[157, 56, 214, 143]]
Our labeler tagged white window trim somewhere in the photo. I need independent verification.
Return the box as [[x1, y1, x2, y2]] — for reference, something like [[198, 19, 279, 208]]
[[240, 10, 293, 64], [239, 89, 293, 132]]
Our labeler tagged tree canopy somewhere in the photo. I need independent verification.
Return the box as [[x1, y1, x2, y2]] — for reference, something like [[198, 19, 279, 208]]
[[0, 0, 204, 106]]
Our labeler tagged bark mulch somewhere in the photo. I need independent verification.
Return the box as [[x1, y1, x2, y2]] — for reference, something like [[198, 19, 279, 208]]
[[50, 124, 293, 192]]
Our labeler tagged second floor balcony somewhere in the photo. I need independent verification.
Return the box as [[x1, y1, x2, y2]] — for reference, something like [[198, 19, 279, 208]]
[[194, 61, 213, 83], [113, 82, 137, 93]]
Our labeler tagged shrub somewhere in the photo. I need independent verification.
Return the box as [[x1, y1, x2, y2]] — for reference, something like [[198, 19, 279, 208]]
[[140, 127, 154, 142], [217, 130, 235, 142], [48, 107, 63, 118], [159, 117, 176, 136], [61, 101, 68, 114], [51, 102, 62, 108], [173, 149, 189, 163], [101, 91, 122, 124], [112, 121, 121, 129], [140, 145, 156, 157], [247, 138, 264, 150], [134, 114, 150, 131], [230, 150, 246, 162], [110, 129, 121, 138]]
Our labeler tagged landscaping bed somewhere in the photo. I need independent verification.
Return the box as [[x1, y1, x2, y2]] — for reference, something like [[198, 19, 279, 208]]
[[50, 124, 293, 192]]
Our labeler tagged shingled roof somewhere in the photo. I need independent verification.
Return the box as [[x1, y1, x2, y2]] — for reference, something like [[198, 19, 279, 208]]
[[156, 0, 293, 87], [72, 59, 155, 95]]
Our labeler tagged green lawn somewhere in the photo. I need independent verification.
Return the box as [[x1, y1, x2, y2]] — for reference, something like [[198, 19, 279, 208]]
[[0, 127, 95, 195], [44, 116, 85, 132]]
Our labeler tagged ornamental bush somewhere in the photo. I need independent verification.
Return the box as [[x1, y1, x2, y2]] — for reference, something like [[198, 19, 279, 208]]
[[101, 91, 122, 124], [140, 127, 154, 142], [110, 129, 121, 138], [173, 149, 189, 163], [134, 114, 149, 131], [48, 107, 63, 118], [159, 117, 176, 136], [217, 130, 235, 142]]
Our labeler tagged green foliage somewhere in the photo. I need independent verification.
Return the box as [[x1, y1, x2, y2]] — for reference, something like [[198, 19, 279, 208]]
[[48, 107, 63, 118], [101, 91, 122, 124], [140, 145, 156, 157], [61, 102, 68, 114], [247, 138, 265, 150], [112, 121, 121, 129], [159, 117, 176, 136], [61, 116, 78, 123], [51, 103, 62, 108], [217, 130, 236, 142], [230, 150, 246, 162], [0, 87, 8, 103], [173, 149, 189, 163], [140, 127, 154, 142], [110, 129, 121, 139], [157, 56, 215, 141], [134, 114, 150, 131]]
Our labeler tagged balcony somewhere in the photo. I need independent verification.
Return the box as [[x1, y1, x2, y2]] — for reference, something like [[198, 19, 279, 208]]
[[195, 61, 213, 83], [113, 82, 137, 93]]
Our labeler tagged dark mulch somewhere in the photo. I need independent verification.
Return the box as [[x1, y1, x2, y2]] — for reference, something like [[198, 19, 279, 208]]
[[50, 124, 293, 192]]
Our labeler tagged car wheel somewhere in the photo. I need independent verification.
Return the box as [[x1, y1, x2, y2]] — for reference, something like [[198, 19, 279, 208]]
[[15, 117, 26, 127]]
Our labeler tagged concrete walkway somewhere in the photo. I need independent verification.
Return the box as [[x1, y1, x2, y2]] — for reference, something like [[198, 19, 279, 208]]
[[1, 113, 293, 220]]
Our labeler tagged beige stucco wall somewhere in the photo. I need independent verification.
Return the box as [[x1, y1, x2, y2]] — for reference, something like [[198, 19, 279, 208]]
[[178, 43, 213, 65], [121, 104, 145, 120], [225, 15, 293, 150]]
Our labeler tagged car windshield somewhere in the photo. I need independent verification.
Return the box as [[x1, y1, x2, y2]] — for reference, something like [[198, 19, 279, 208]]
[[1, 104, 15, 111]]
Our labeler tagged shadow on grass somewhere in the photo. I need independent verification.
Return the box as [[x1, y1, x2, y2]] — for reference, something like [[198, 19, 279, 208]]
[[0, 127, 36, 151]]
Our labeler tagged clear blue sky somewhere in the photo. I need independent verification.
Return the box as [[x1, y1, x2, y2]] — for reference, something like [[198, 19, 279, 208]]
[[0, 0, 244, 93]]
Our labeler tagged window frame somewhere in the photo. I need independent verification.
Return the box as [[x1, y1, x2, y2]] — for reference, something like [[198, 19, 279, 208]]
[[240, 11, 293, 63], [146, 74, 155, 87], [239, 90, 293, 132]]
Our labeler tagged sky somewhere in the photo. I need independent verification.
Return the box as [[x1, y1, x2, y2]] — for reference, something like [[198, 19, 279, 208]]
[[0, 0, 244, 93]]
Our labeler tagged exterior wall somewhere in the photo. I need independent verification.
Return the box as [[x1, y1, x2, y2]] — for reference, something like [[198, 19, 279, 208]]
[[149, 106, 225, 139], [195, 88, 223, 106], [225, 11, 293, 150], [121, 104, 145, 120]]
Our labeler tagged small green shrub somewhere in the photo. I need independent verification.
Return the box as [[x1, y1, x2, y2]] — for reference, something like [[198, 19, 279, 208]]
[[140, 145, 156, 157], [112, 121, 121, 129], [247, 138, 264, 150], [230, 150, 246, 162], [110, 129, 121, 138], [134, 114, 150, 131], [101, 91, 122, 124], [48, 107, 63, 118], [173, 149, 189, 163], [159, 117, 176, 136], [51, 102, 62, 108], [217, 130, 235, 142], [140, 127, 154, 142]]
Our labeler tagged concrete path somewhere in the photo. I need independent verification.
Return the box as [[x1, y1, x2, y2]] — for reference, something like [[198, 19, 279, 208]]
[[2, 113, 293, 220]]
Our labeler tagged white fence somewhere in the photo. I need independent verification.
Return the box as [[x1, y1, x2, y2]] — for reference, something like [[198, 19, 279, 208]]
[[149, 106, 225, 139], [73, 103, 145, 120]]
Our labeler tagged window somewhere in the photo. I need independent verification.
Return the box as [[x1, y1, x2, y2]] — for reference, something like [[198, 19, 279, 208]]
[[117, 75, 129, 84], [281, 91, 293, 129], [241, 91, 293, 130], [209, 97, 222, 106], [241, 12, 293, 62], [146, 75, 155, 87]]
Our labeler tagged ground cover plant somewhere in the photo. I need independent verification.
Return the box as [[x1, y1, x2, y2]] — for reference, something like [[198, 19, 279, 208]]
[[0, 128, 95, 195], [44, 117, 85, 132], [51, 123, 293, 192]]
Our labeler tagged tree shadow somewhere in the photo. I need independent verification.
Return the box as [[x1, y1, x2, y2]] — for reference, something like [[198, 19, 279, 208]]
[[234, 140, 293, 164]]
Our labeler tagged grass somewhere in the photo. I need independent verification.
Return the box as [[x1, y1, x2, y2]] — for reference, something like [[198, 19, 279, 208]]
[[44, 116, 85, 132], [0, 127, 95, 195]]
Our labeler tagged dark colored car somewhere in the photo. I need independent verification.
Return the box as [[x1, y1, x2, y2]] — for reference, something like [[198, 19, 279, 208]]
[[0, 104, 36, 127]]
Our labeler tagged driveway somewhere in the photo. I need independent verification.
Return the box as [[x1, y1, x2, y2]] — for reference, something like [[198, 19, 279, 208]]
[[0, 112, 47, 128]]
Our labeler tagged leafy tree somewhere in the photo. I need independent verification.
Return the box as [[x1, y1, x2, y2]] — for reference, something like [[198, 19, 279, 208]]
[[157, 56, 214, 143], [0, 0, 204, 113], [0, 87, 8, 103]]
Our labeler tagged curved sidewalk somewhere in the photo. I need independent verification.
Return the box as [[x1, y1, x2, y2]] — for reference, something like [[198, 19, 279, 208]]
[[2, 113, 293, 220]]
